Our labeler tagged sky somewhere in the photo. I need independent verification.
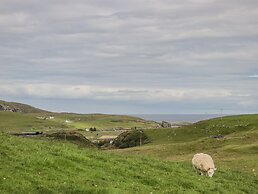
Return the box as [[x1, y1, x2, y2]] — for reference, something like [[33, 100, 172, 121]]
[[0, 0, 258, 114]]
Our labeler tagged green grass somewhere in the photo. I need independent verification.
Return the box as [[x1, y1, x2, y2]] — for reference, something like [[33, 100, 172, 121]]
[[0, 111, 157, 133], [0, 112, 68, 132], [52, 113, 158, 129], [0, 132, 257, 194], [1, 106, 258, 193], [113, 115, 258, 176], [0, 100, 158, 131]]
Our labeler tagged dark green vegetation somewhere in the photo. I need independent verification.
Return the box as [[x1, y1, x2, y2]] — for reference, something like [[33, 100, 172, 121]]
[[0, 101, 257, 193], [46, 131, 95, 148], [113, 130, 149, 148]]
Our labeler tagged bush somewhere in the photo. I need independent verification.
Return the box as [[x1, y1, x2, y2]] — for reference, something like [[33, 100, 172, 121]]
[[47, 131, 94, 147], [113, 130, 149, 149]]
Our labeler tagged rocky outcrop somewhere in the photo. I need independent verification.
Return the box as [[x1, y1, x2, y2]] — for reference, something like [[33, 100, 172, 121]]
[[0, 100, 47, 113], [161, 121, 172, 128], [0, 104, 21, 112]]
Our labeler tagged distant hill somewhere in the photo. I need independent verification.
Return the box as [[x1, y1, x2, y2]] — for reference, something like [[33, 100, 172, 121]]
[[119, 114, 258, 159], [0, 100, 159, 132], [0, 100, 48, 113]]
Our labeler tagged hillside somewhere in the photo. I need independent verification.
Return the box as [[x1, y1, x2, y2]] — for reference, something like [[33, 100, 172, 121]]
[[0, 111, 69, 133], [52, 113, 159, 130], [113, 115, 258, 176], [0, 102, 257, 193], [0, 100, 48, 113], [0, 132, 257, 193], [0, 100, 158, 132]]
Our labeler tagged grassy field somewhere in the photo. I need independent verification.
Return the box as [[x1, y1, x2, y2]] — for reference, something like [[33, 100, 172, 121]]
[[1, 101, 258, 193], [0, 111, 157, 133], [0, 110, 156, 143], [0, 100, 158, 132], [53, 113, 158, 130], [0, 132, 257, 194], [0, 111, 69, 133], [113, 115, 258, 175]]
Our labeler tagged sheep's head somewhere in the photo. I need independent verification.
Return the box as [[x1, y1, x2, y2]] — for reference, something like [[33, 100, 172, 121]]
[[207, 168, 216, 177]]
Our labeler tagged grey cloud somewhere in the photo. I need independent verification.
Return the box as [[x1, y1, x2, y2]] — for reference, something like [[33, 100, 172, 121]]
[[0, 0, 258, 113], [248, 75, 258, 78]]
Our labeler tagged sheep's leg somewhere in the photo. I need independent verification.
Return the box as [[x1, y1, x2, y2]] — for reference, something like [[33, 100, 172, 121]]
[[192, 165, 196, 170], [193, 166, 200, 175], [193, 165, 204, 176]]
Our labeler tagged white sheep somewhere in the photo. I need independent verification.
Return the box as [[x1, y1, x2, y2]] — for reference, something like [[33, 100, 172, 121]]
[[192, 153, 216, 177]]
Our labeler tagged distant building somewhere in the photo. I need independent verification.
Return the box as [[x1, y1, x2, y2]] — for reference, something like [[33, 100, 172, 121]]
[[36, 116, 46, 120]]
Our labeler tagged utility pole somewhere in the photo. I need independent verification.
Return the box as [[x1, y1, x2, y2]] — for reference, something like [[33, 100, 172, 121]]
[[139, 131, 142, 146], [220, 108, 223, 121]]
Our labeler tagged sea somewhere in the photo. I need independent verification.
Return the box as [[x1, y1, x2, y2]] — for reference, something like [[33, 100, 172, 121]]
[[133, 114, 221, 123]]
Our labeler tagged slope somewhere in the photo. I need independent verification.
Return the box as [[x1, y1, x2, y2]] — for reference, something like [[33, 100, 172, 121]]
[[0, 100, 48, 113], [0, 111, 68, 133], [0, 100, 158, 131], [0, 132, 257, 194], [113, 114, 258, 175]]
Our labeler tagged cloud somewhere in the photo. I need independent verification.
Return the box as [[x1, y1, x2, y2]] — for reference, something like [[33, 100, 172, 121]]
[[0, 83, 232, 101], [248, 75, 258, 78], [0, 0, 258, 113]]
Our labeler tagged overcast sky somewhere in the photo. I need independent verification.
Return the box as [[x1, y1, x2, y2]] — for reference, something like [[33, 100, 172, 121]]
[[1, 0, 258, 114]]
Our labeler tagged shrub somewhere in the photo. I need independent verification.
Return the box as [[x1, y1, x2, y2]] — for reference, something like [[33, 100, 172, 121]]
[[113, 130, 149, 148]]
